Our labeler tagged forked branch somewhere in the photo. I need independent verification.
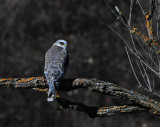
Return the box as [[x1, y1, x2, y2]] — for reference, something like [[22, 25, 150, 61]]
[[0, 77, 160, 118]]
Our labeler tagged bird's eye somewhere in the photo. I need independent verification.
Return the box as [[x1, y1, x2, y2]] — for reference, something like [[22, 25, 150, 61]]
[[59, 42, 64, 45]]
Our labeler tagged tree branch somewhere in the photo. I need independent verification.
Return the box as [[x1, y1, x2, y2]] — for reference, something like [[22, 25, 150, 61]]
[[73, 78, 160, 117], [56, 94, 146, 118], [0, 77, 159, 117]]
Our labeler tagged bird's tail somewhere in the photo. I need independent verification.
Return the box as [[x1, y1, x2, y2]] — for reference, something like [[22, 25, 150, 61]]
[[47, 81, 56, 102]]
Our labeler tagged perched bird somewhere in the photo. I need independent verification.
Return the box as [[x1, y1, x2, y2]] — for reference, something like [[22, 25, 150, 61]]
[[44, 40, 69, 102]]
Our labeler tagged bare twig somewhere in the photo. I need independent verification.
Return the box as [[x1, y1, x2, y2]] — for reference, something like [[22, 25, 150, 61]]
[[108, 0, 160, 96], [113, 2, 160, 54]]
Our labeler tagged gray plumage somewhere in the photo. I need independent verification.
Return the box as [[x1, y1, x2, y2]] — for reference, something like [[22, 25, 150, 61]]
[[44, 40, 68, 102]]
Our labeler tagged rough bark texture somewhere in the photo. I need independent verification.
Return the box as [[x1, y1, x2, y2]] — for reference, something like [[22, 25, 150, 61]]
[[1, 77, 160, 117]]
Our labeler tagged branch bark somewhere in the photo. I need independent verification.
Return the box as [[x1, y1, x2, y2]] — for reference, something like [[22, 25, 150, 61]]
[[0, 77, 159, 118]]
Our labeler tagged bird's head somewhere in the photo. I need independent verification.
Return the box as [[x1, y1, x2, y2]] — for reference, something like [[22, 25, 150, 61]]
[[54, 39, 67, 49]]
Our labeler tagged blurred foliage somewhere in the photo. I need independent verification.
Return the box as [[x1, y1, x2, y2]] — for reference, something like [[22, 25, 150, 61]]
[[0, 0, 159, 127]]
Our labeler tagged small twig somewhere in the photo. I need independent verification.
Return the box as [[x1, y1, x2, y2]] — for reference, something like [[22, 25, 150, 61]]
[[113, 4, 160, 53], [145, 0, 155, 40]]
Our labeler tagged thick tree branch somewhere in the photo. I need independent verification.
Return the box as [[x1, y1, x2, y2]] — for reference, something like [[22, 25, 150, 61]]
[[0, 76, 74, 91], [56, 94, 146, 117], [0, 77, 159, 117], [73, 78, 160, 117]]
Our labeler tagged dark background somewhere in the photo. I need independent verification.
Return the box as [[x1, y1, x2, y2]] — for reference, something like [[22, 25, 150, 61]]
[[0, 0, 160, 127]]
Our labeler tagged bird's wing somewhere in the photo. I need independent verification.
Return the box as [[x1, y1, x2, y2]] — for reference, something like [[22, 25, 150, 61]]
[[44, 45, 67, 81]]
